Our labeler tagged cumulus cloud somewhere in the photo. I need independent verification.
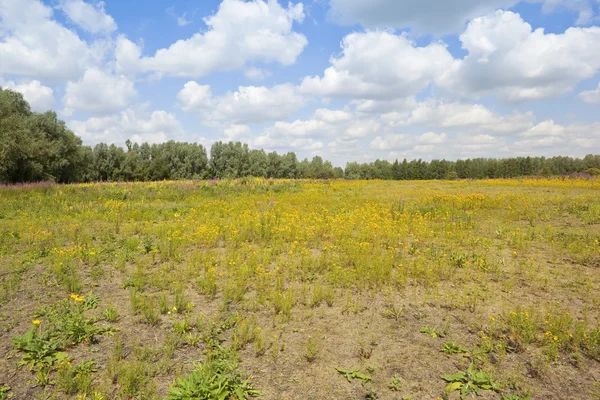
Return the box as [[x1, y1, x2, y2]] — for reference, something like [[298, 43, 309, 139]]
[[579, 82, 600, 103], [244, 67, 271, 81], [115, 35, 143, 75], [327, 0, 600, 33], [370, 132, 447, 150], [300, 31, 453, 100], [530, 0, 599, 25], [223, 124, 253, 141], [124, 0, 307, 78], [1, 79, 55, 112], [454, 133, 506, 155], [261, 108, 379, 141], [253, 135, 324, 152], [57, 0, 117, 34], [63, 68, 136, 115], [177, 82, 305, 124], [438, 11, 600, 102], [303, 10, 600, 106], [381, 100, 534, 134], [327, 0, 519, 34], [69, 108, 184, 144], [0, 0, 104, 82]]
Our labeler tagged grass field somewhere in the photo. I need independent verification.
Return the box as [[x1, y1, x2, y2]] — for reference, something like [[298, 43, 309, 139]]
[[1, 178, 599, 400]]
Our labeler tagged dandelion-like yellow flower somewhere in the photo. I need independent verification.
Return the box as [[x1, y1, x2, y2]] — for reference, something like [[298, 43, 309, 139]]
[[553, 336, 558, 341], [490, 316, 495, 322], [70, 293, 85, 302], [32, 319, 42, 325]]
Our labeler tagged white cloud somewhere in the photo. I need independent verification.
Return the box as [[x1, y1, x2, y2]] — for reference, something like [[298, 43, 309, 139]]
[[512, 136, 566, 148], [328, 0, 600, 33], [313, 108, 353, 123], [438, 11, 600, 102], [265, 118, 336, 139], [166, 7, 192, 27], [369, 134, 411, 150], [381, 100, 534, 134], [223, 124, 252, 141], [369, 132, 447, 150], [300, 31, 453, 100], [455, 133, 505, 154], [1, 79, 55, 112], [69, 107, 184, 144], [177, 82, 214, 112], [63, 68, 136, 114], [343, 119, 381, 139], [520, 120, 566, 137], [244, 67, 271, 81], [530, 0, 599, 25], [327, 0, 518, 34], [115, 35, 143, 75], [178, 82, 305, 124], [253, 135, 324, 152], [579, 82, 600, 103], [131, 0, 307, 78], [261, 108, 380, 141], [57, 0, 117, 34], [0, 0, 103, 82]]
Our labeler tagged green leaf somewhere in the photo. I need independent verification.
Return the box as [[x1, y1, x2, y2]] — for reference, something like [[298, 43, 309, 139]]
[[445, 382, 463, 393], [441, 372, 467, 382]]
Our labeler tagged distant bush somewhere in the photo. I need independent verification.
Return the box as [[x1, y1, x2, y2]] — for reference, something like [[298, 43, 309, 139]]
[[585, 168, 600, 176], [446, 171, 458, 180]]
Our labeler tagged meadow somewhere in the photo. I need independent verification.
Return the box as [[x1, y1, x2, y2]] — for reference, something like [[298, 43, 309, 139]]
[[0, 178, 599, 400]]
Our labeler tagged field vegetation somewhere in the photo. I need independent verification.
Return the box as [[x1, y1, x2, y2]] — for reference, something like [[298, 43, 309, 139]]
[[1, 178, 599, 399]]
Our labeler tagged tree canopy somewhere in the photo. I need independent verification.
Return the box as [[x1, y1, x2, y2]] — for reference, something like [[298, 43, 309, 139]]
[[1, 87, 599, 184]]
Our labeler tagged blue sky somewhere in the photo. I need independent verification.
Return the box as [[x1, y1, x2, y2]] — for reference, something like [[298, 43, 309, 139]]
[[1, 0, 599, 166]]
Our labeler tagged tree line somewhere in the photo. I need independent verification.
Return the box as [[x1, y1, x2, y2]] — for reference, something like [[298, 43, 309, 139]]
[[1, 87, 599, 184]]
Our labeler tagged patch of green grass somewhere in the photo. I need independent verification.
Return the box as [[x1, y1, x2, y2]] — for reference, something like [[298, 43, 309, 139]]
[[441, 363, 498, 399], [336, 367, 372, 383], [167, 345, 259, 400]]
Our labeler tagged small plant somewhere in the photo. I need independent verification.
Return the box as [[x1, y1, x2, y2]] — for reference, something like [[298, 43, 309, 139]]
[[336, 367, 372, 383], [304, 335, 319, 362], [420, 326, 446, 338], [441, 342, 469, 355], [0, 384, 11, 400], [389, 376, 402, 392], [103, 306, 119, 322], [12, 326, 66, 371], [142, 297, 160, 325], [382, 304, 404, 321], [158, 292, 170, 314], [173, 318, 193, 335], [12, 295, 113, 379], [185, 333, 202, 347], [174, 287, 192, 314], [501, 394, 531, 400], [56, 359, 97, 396], [197, 270, 218, 298], [441, 363, 498, 399], [166, 346, 259, 400], [116, 360, 157, 398]]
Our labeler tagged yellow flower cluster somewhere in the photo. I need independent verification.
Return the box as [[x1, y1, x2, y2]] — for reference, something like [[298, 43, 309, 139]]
[[70, 293, 85, 302]]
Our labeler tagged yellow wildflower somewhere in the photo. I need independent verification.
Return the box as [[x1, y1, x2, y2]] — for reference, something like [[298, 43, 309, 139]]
[[70, 293, 85, 302], [32, 319, 42, 325]]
